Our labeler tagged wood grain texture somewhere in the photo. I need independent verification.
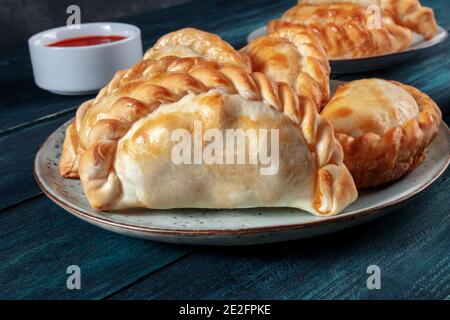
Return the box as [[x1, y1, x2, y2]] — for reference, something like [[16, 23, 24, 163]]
[[109, 171, 450, 300], [0, 0, 448, 300], [0, 50, 92, 134], [0, 196, 192, 299], [0, 114, 73, 210], [107, 0, 450, 300]]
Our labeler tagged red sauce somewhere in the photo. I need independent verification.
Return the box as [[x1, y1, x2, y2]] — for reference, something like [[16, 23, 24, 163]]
[[47, 35, 126, 47]]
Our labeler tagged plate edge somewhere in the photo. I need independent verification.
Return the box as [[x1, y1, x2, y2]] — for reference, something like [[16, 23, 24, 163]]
[[34, 120, 450, 237]]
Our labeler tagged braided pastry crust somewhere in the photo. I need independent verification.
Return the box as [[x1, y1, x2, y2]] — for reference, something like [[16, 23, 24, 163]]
[[144, 28, 252, 72], [268, 3, 413, 59], [241, 28, 330, 111], [300, 0, 438, 40], [59, 28, 357, 216], [321, 79, 442, 188]]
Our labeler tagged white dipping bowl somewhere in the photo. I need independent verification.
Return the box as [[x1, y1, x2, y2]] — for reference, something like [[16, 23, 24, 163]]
[[28, 22, 143, 95]]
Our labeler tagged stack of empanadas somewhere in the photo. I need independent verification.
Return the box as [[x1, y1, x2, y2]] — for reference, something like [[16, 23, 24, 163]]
[[267, 0, 438, 59], [59, 15, 442, 218], [59, 28, 357, 216], [245, 28, 442, 189]]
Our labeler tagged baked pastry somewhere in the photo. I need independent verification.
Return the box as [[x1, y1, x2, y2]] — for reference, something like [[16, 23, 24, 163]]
[[300, 0, 438, 40], [60, 28, 252, 179], [59, 28, 357, 216], [268, 2, 415, 59], [321, 79, 442, 188], [143, 28, 252, 72], [241, 28, 330, 110], [268, 2, 422, 59]]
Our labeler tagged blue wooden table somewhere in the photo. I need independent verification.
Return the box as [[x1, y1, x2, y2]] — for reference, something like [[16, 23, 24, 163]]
[[0, 0, 449, 300]]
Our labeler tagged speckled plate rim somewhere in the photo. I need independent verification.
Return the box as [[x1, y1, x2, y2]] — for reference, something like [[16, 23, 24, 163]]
[[246, 25, 448, 62], [34, 120, 450, 237]]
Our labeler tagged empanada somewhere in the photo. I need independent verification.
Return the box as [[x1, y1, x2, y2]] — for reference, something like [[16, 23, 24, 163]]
[[321, 79, 442, 188], [241, 28, 330, 110], [144, 28, 252, 72], [267, 1, 434, 59], [300, 0, 438, 40], [59, 28, 357, 216]]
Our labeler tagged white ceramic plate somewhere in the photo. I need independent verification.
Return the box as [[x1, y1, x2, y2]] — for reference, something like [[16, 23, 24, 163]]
[[247, 25, 448, 74], [34, 82, 450, 246]]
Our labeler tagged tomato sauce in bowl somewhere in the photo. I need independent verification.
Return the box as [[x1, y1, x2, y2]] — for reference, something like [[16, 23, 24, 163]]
[[47, 35, 126, 47], [29, 22, 142, 94]]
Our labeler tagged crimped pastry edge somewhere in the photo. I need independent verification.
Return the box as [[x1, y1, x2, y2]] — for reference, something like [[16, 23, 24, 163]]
[[241, 28, 331, 110], [59, 29, 357, 216], [326, 79, 442, 188]]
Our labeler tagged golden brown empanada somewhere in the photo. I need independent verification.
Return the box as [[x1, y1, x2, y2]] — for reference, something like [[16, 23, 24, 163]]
[[268, 2, 417, 59], [321, 79, 442, 188], [144, 28, 252, 72], [241, 28, 330, 110], [59, 28, 357, 216], [300, 0, 438, 40]]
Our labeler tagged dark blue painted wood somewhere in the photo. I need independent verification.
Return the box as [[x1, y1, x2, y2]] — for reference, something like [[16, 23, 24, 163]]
[[0, 196, 192, 299], [0, 115, 193, 299], [107, 0, 450, 300], [0, 50, 93, 134], [0, 114, 74, 210], [0, 0, 449, 300], [109, 171, 450, 300]]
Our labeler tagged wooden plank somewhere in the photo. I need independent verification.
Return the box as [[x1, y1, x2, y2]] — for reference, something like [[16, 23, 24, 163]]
[[0, 195, 192, 299], [0, 49, 91, 134], [0, 113, 74, 210], [106, 1, 450, 301], [0, 88, 195, 299], [109, 170, 450, 300], [0, 0, 448, 301], [131, 0, 293, 49]]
